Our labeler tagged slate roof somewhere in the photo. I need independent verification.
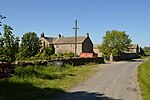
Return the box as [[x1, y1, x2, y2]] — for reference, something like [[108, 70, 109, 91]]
[[43, 37, 54, 44], [42, 36, 87, 45], [128, 44, 139, 49], [93, 44, 138, 49], [53, 36, 86, 44], [93, 44, 101, 49]]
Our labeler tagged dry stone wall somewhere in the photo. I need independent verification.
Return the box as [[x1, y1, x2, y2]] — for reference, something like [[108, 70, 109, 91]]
[[15, 57, 104, 67]]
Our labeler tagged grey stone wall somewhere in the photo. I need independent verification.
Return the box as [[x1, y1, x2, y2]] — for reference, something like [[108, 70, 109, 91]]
[[113, 53, 140, 61], [54, 44, 82, 55], [40, 38, 51, 47], [51, 57, 104, 66], [15, 57, 104, 67]]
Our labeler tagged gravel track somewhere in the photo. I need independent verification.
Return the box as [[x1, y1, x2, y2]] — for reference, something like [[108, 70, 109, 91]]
[[55, 60, 143, 100]]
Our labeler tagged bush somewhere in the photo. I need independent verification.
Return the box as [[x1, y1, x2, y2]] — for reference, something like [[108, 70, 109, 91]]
[[56, 52, 75, 58], [51, 54, 58, 59], [63, 52, 75, 58]]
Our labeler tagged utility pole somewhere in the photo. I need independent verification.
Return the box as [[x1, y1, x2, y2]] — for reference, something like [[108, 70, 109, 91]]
[[73, 20, 79, 56]]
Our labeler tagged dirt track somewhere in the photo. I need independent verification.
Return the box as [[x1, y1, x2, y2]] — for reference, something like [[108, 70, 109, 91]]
[[55, 60, 143, 100]]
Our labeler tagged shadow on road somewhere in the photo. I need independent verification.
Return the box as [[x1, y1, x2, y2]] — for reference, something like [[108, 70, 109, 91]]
[[54, 91, 122, 100], [125, 59, 144, 62], [1, 80, 121, 100], [0, 80, 65, 100], [104, 59, 144, 64]]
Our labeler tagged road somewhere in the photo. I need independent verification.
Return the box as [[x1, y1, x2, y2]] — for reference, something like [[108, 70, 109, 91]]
[[55, 59, 143, 100]]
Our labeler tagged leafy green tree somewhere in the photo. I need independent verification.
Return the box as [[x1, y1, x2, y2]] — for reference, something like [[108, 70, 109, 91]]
[[0, 13, 6, 54], [0, 33, 4, 56], [100, 30, 132, 57], [0, 25, 19, 62], [143, 47, 150, 56], [36, 45, 55, 57], [0, 13, 6, 26], [19, 32, 39, 58], [44, 46, 55, 56]]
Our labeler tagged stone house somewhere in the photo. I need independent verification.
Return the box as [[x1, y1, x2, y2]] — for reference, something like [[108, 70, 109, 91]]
[[127, 44, 145, 55], [127, 44, 140, 53], [93, 44, 103, 57], [40, 33, 93, 55], [93, 44, 142, 56]]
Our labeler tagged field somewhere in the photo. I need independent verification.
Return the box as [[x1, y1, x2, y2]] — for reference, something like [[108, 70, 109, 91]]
[[138, 58, 150, 100], [0, 64, 96, 100]]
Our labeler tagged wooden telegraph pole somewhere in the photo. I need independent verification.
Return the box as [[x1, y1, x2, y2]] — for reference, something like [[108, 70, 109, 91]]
[[73, 20, 79, 56]]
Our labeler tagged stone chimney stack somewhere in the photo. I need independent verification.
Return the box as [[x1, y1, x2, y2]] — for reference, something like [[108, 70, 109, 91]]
[[40, 32, 45, 38], [86, 32, 89, 37], [58, 34, 61, 38]]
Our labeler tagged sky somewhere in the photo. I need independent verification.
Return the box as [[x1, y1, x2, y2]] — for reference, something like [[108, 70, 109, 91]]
[[0, 0, 150, 47]]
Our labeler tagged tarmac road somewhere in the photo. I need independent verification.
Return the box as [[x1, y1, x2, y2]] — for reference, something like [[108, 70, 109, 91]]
[[55, 59, 143, 100]]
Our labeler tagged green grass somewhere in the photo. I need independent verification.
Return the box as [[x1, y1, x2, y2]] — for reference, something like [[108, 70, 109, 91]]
[[0, 64, 97, 100], [138, 59, 150, 100]]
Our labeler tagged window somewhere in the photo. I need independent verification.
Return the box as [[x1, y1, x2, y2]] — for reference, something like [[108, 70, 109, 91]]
[[56, 45, 59, 48]]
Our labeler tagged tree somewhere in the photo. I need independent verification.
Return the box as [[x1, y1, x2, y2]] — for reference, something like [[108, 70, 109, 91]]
[[44, 46, 55, 56], [0, 25, 19, 62], [100, 30, 132, 57], [143, 47, 150, 56], [19, 32, 39, 58], [0, 13, 6, 26], [0, 15, 20, 62], [0, 13, 6, 52], [0, 33, 4, 56]]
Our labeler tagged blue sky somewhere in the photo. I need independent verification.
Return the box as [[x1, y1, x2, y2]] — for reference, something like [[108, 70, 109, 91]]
[[0, 0, 150, 47]]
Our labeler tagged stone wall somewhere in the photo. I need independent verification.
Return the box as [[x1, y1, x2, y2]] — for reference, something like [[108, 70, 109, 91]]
[[14, 57, 104, 67], [40, 38, 51, 47], [54, 44, 82, 55], [93, 44, 103, 57], [51, 57, 104, 66], [113, 53, 140, 61], [93, 48, 103, 57]]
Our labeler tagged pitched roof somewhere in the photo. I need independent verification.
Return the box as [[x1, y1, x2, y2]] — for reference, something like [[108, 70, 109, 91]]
[[128, 44, 139, 49], [40, 37, 55, 44], [53, 36, 87, 44], [93, 44, 101, 49], [94, 44, 139, 50]]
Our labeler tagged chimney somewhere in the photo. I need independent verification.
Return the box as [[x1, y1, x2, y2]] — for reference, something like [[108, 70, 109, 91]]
[[41, 32, 45, 38], [58, 34, 61, 38], [86, 32, 89, 37]]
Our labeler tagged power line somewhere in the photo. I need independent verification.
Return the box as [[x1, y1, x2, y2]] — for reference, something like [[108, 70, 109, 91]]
[[78, 0, 96, 20]]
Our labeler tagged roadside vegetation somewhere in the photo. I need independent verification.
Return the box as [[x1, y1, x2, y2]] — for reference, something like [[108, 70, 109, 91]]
[[0, 14, 99, 100], [138, 58, 150, 100], [143, 47, 150, 56], [0, 64, 96, 100], [100, 30, 132, 58]]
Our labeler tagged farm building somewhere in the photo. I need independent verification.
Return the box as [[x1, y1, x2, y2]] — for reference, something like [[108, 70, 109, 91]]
[[40, 33, 94, 55]]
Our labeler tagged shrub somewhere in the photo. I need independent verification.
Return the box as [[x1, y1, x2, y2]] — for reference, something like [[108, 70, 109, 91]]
[[64, 52, 75, 58]]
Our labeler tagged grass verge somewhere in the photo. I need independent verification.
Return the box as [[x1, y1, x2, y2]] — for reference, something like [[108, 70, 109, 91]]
[[138, 59, 150, 100], [0, 64, 97, 100]]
